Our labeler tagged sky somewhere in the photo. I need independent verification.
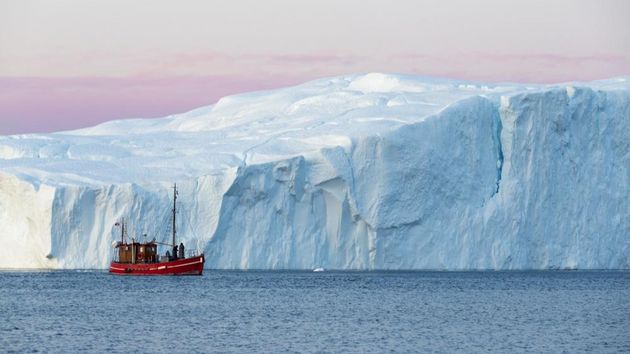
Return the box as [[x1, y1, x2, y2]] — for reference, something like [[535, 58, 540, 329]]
[[1, 0, 629, 135]]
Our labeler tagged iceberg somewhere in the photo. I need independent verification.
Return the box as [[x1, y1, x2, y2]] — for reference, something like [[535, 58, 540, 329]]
[[0, 73, 628, 269]]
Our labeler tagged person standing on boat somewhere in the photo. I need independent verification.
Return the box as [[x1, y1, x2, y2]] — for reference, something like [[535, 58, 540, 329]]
[[179, 242, 185, 259], [173, 244, 178, 260]]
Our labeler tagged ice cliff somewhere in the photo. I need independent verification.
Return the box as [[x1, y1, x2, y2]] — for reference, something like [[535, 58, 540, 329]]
[[1, 73, 628, 269]]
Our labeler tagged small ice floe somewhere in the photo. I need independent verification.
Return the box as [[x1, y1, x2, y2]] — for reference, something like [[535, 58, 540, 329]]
[[313, 267, 325, 272]]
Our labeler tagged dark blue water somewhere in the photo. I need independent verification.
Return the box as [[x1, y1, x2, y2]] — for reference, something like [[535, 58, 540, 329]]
[[0, 271, 628, 353]]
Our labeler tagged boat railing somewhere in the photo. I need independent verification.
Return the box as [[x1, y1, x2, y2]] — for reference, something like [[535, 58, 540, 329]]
[[187, 249, 201, 258], [113, 249, 202, 263]]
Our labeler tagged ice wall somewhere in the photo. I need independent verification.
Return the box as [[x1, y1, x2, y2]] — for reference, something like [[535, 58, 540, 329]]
[[0, 173, 56, 268], [0, 74, 628, 269]]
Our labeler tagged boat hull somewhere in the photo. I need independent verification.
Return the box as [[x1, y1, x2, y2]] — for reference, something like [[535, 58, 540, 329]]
[[109, 255, 204, 276]]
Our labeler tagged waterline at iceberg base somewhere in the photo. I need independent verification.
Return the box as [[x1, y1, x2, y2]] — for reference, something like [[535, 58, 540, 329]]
[[1, 73, 628, 270]]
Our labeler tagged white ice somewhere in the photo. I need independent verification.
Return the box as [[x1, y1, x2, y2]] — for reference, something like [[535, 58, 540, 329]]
[[0, 73, 628, 269]]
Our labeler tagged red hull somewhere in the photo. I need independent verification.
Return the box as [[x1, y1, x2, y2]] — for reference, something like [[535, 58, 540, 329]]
[[109, 254, 204, 276]]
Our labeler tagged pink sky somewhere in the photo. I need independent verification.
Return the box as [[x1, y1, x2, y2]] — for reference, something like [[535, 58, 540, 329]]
[[1, 0, 629, 135]]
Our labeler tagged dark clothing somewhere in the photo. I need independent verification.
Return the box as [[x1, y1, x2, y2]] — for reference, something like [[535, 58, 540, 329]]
[[179, 243, 185, 259], [173, 245, 178, 260]]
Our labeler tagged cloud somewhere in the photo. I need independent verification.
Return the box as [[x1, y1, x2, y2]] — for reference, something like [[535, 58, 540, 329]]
[[267, 54, 355, 65], [131, 51, 358, 78], [394, 52, 630, 83]]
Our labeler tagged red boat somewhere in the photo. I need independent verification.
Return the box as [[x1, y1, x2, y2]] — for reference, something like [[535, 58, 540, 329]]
[[109, 184, 205, 276], [109, 254, 204, 275]]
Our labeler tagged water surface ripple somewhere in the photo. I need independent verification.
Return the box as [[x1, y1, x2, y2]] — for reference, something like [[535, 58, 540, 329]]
[[0, 271, 628, 353]]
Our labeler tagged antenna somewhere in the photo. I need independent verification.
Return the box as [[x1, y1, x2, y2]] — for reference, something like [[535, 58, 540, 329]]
[[119, 217, 126, 244], [172, 183, 177, 247]]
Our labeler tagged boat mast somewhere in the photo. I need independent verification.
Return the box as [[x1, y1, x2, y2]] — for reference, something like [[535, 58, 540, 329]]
[[172, 183, 177, 247], [121, 217, 125, 244]]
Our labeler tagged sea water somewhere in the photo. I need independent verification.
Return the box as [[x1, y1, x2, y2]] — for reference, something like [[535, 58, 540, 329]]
[[0, 271, 628, 353]]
